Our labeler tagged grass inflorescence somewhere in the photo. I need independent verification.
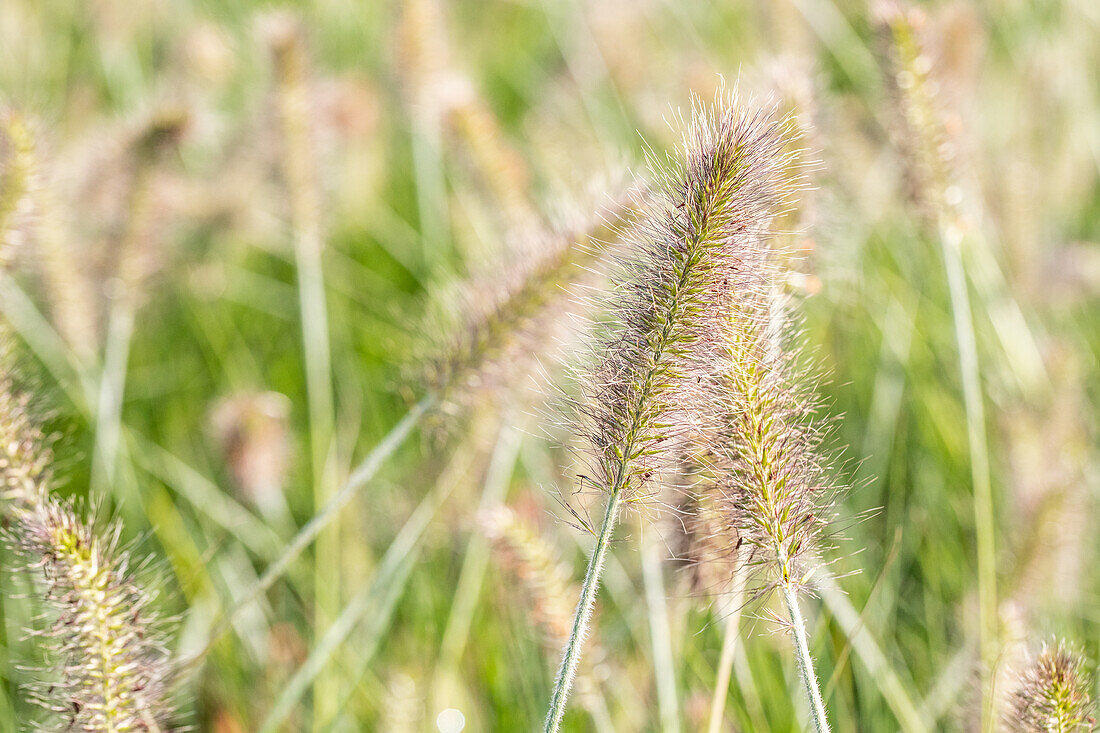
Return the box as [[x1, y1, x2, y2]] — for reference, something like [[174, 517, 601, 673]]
[[544, 89, 801, 731], [1006, 640, 1095, 732], [1, 375, 173, 731]]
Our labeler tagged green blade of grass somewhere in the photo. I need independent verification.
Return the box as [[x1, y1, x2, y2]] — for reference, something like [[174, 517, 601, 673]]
[[259, 421, 488, 732], [183, 395, 432, 667]]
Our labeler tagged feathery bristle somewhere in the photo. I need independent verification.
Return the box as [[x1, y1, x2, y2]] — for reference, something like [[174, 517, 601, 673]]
[[1006, 640, 1095, 732], [575, 89, 799, 510], [12, 496, 172, 732], [671, 471, 741, 597]]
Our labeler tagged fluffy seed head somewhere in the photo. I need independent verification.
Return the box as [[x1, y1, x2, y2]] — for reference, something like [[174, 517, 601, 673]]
[[705, 282, 836, 592], [418, 201, 628, 416], [11, 497, 172, 732], [573, 88, 799, 511], [1, 378, 172, 730], [876, 1, 956, 220], [0, 107, 35, 270], [1007, 640, 1095, 732]]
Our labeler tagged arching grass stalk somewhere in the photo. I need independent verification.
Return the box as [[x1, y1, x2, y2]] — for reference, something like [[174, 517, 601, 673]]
[[263, 15, 343, 727], [544, 90, 797, 732]]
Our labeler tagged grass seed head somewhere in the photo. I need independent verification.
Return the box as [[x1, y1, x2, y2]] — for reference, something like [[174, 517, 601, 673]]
[[1006, 640, 1095, 732], [10, 495, 173, 732], [572, 88, 800, 511]]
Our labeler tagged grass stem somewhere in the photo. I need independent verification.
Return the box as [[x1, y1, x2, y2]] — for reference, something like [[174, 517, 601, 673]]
[[781, 582, 831, 733], [544, 486, 624, 733], [941, 221, 997, 732]]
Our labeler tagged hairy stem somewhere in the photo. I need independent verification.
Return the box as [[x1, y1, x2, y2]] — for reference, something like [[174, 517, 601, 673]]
[[270, 23, 341, 727], [544, 486, 624, 733], [781, 582, 830, 733]]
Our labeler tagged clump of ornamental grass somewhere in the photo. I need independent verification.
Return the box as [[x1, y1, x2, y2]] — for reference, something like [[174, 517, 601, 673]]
[[542, 89, 798, 732], [1, 380, 174, 731], [1005, 640, 1095, 732], [654, 119, 840, 731]]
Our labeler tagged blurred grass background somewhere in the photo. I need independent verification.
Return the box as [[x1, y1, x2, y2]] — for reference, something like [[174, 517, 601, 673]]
[[0, 0, 1097, 730]]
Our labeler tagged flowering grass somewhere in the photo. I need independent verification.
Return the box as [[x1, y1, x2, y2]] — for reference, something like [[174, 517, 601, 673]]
[[0, 1, 1096, 731]]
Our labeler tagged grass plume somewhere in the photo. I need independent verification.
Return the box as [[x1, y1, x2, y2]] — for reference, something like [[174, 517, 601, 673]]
[[544, 89, 797, 731], [11, 497, 172, 732], [707, 281, 836, 732], [2, 379, 172, 731], [1006, 640, 1095, 732], [421, 206, 628, 415]]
